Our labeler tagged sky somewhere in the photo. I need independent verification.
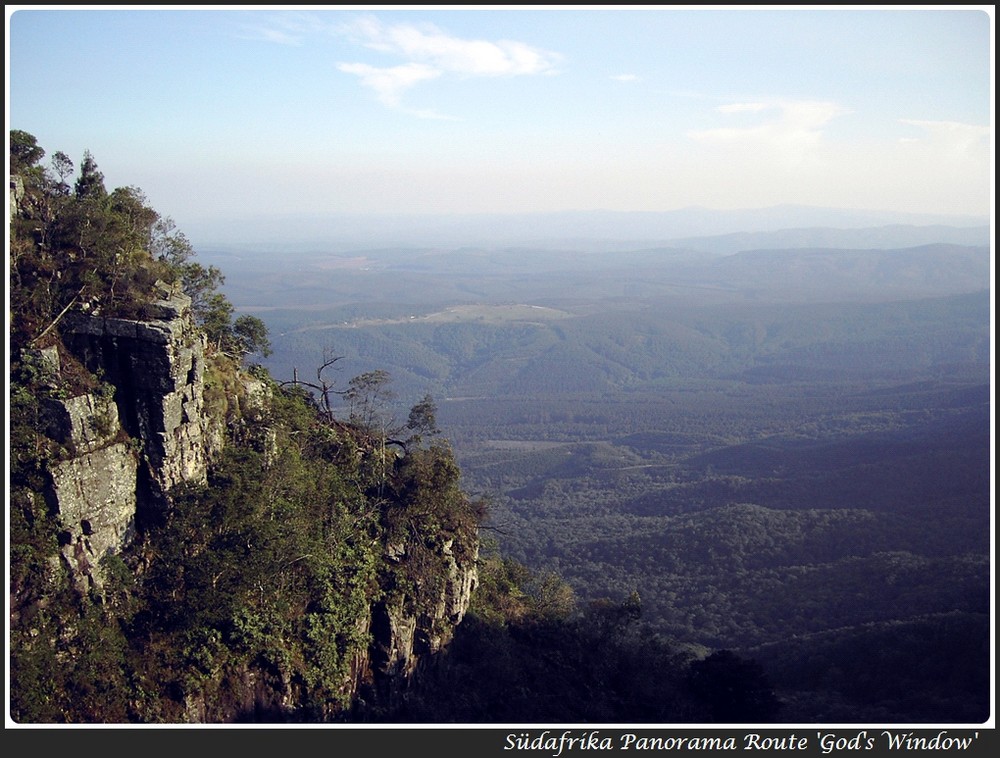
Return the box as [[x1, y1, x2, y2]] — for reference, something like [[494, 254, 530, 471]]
[[6, 5, 995, 236]]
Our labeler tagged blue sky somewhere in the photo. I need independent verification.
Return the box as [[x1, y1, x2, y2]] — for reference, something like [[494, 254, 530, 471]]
[[6, 6, 994, 231]]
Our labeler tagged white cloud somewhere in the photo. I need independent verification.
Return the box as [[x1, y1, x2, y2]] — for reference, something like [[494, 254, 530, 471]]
[[336, 15, 561, 116], [336, 62, 441, 107], [340, 16, 561, 77], [245, 13, 561, 115]]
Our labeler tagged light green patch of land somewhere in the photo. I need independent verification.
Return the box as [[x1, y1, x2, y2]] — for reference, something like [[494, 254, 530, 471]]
[[291, 303, 573, 333], [421, 304, 572, 324]]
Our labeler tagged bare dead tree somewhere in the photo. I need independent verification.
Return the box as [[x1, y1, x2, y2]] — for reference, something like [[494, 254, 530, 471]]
[[280, 351, 346, 423]]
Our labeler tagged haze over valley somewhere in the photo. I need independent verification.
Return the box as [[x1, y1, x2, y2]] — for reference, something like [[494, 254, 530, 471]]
[[200, 213, 992, 722]]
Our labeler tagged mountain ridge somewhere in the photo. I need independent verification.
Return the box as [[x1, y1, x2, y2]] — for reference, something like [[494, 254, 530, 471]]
[[182, 206, 990, 249]]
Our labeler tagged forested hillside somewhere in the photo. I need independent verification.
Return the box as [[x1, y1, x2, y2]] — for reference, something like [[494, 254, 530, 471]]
[[189, 181, 992, 724]]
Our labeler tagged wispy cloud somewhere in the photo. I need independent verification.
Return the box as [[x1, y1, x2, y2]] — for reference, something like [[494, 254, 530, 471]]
[[336, 15, 561, 116], [236, 12, 327, 46], [335, 62, 458, 120], [689, 100, 850, 165], [336, 62, 441, 107], [610, 74, 639, 82], [898, 119, 990, 157], [340, 16, 561, 77], [240, 12, 560, 116]]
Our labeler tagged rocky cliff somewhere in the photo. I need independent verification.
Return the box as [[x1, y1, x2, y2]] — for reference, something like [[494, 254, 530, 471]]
[[18, 289, 478, 721], [10, 139, 482, 722], [32, 289, 219, 595]]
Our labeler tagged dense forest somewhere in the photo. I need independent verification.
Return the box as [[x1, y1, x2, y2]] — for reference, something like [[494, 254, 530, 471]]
[[8, 131, 809, 725], [193, 175, 991, 723]]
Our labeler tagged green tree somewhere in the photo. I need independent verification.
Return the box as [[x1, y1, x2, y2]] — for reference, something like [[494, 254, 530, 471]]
[[10, 133, 237, 339], [232, 314, 273, 361], [150, 216, 195, 268], [50, 151, 74, 194], [10, 128, 45, 175], [200, 292, 235, 351], [407, 394, 437, 431], [74, 149, 106, 199], [526, 570, 577, 622], [405, 394, 439, 448], [178, 262, 226, 324]]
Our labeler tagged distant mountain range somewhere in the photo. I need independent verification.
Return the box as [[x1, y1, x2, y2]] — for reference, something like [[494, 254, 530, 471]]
[[663, 224, 990, 256], [183, 204, 990, 251]]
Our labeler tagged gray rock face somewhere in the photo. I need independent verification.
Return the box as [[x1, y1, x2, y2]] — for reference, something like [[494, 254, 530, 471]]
[[63, 292, 221, 504], [42, 383, 135, 593], [44, 391, 120, 453], [50, 443, 138, 594], [46, 292, 223, 592], [371, 538, 479, 680]]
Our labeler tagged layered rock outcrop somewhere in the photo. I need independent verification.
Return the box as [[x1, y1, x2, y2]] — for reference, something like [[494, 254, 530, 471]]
[[63, 291, 221, 501], [45, 391, 138, 594], [42, 290, 223, 593]]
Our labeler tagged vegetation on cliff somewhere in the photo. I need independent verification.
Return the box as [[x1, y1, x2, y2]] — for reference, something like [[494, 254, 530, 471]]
[[8, 131, 483, 722]]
